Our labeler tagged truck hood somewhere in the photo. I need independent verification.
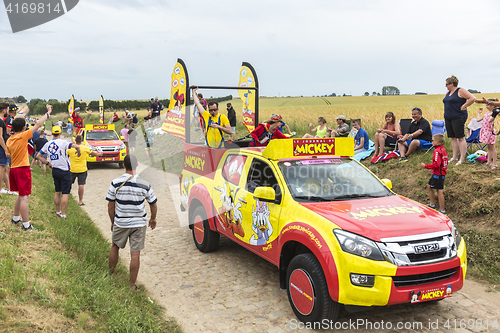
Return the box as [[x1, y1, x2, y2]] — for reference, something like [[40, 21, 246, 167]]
[[86, 140, 122, 146], [299, 195, 451, 242]]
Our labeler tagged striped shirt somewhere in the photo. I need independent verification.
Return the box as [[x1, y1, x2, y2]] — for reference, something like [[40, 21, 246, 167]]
[[106, 173, 157, 228]]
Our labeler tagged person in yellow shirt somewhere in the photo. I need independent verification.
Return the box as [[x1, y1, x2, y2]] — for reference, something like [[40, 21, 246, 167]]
[[67, 134, 102, 205], [192, 86, 232, 148]]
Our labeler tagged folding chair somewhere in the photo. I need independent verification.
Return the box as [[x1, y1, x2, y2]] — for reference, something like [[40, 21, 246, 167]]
[[465, 118, 486, 155], [425, 120, 446, 154], [389, 118, 412, 150], [466, 128, 486, 154]]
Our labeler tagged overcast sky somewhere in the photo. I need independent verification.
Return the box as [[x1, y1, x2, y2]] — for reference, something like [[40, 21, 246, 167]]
[[2, 0, 500, 101]]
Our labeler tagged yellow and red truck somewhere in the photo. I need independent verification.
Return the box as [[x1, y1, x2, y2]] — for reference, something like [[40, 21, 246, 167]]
[[80, 124, 127, 168], [180, 137, 466, 324]]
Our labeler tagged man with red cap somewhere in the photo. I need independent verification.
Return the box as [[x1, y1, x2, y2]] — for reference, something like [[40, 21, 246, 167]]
[[249, 114, 289, 147]]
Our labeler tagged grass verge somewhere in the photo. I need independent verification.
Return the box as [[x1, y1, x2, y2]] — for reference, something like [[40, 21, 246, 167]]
[[0, 166, 181, 332]]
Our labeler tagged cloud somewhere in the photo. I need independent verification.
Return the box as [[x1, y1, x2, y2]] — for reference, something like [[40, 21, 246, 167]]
[[2, 0, 500, 100]]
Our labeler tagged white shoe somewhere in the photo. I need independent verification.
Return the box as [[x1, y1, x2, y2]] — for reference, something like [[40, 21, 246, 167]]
[[456, 161, 463, 166], [8, 190, 18, 195], [449, 157, 457, 163], [0, 188, 7, 194]]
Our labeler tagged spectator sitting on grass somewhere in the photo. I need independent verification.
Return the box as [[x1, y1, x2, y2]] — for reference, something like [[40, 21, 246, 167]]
[[328, 115, 350, 137], [353, 119, 369, 152], [303, 117, 329, 138]]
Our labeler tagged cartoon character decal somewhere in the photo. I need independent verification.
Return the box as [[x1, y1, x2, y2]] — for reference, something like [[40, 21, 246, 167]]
[[215, 183, 244, 237], [411, 291, 421, 303], [446, 285, 452, 297], [181, 175, 194, 207], [249, 201, 273, 245], [222, 155, 246, 185]]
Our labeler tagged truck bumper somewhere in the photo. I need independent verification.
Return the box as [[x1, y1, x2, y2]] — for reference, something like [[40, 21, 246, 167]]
[[336, 241, 467, 307]]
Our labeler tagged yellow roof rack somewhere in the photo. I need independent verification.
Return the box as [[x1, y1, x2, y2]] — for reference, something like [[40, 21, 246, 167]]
[[262, 137, 355, 160], [85, 124, 114, 131]]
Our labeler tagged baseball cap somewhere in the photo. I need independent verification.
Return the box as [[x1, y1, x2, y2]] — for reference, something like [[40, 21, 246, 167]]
[[75, 107, 80, 112], [271, 114, 283, 122], [52, 126, 62, 134], [336, 115, 346, 120], [9, 104, 19, 112]]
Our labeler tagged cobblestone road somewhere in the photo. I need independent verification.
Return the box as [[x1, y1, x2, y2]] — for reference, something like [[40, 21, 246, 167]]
[[74, 164, 500, 333]]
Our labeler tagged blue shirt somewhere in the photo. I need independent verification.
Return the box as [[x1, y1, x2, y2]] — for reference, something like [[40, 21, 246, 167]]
[[443, 87, 468, 120], [278, 121, 287, 133], [354, 128, 369, 150]]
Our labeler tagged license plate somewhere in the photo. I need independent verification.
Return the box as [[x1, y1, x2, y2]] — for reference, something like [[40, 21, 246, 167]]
[[104, 158, 113, 161], [413, 243, 439, 254], [411, 285, 452, 303]]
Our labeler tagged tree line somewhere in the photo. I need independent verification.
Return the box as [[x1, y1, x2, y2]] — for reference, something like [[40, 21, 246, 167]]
[[21, 95, 233, 116]]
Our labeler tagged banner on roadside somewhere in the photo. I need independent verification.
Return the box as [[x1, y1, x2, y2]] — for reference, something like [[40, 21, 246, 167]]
[[99, 95, 104, 124], [238, 63, 258, 132], [162, 58, 189, 140]]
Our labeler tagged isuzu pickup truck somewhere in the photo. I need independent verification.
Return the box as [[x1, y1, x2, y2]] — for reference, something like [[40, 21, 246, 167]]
[[180, 137, 466, 324]]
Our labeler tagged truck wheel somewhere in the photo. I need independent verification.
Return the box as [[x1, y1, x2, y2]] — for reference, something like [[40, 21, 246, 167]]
[[286, 253, 340, 324], [191, 205, 219, 253], [118, 162, 124, 168]]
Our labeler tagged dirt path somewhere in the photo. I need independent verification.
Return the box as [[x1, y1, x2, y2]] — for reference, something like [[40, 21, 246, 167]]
[[73, 164, 500, 333]]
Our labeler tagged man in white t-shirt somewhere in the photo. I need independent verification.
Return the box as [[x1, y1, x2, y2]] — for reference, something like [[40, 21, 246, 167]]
[[37, 125, 81, 220]]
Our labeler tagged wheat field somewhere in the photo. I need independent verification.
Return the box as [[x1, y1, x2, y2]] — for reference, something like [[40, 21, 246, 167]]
[[244, 94, 500, 132]]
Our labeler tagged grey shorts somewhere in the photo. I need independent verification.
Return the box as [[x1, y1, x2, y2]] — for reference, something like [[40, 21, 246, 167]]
[[112, 225, 147, 252], [71, 171, 88, 185]]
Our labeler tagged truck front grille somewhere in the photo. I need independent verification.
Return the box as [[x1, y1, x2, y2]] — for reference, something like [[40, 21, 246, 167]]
[[377, 231, 457, 266], [392, 267, 458, 287]]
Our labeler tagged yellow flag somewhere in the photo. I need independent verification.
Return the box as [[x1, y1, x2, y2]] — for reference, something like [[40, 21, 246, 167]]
[[162, 59, 188, 140], [99, 95, 104, 124], [68, 94, 75, 117], [238, 63, 257, 132]]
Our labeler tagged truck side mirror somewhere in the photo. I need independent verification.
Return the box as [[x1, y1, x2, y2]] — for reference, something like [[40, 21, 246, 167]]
[[253, 187, 275, 203], [120, 136, 125, 140], [381, 178, 392, 190]]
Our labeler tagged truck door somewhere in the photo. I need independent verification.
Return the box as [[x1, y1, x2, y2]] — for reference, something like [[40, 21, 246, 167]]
[[212, 154, 249, 241], [238, 157, 283, 262]]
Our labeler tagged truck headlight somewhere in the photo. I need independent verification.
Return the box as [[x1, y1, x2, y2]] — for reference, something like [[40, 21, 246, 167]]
[[87, 144, 98, 151], [450, 221, 462, 250], [118, 144, 126, 151], [333, 229, 385, 261]]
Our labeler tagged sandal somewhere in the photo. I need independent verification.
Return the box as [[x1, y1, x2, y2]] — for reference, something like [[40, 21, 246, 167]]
[[491, 165, 498, 170], [449, 157, 458, 163]]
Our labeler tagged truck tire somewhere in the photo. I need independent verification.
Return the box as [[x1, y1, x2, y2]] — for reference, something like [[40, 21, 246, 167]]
[[286, 253, 340, 324], [118, 162, 124, 168], [191, 205, 219, 253]]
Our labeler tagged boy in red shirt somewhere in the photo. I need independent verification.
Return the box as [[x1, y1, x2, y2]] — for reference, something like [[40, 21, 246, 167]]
[[418, 134, 448, 214]]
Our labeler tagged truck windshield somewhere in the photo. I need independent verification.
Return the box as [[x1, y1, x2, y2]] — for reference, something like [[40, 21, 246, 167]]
[[278, 158, 393, 202], [86, 130, 119, 141]]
